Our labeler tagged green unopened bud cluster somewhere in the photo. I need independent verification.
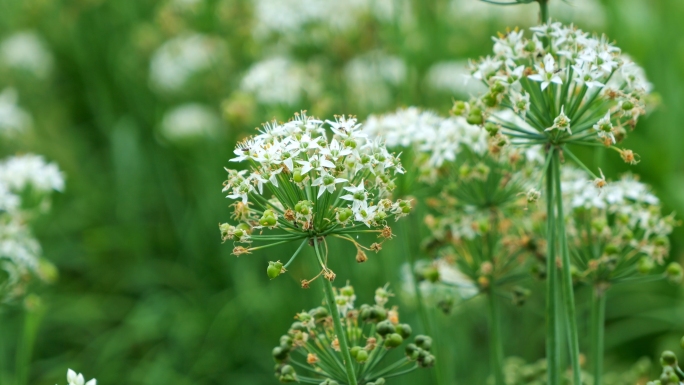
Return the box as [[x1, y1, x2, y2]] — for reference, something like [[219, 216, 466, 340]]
[[272, 284, 434, 384]]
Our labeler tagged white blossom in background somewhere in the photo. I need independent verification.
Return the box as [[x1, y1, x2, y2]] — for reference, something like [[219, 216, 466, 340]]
[[251, 0, 398, 40], [344, 52, 407, 110], [561, 166, 675, 264], [425, 60, 487, 97], [364, 107, 489, 182], [0, 88, 33, 137], [160, 103, 220, 142], [0, 154, 65, 193], [0, 31, 54, 78], [240, 56, 320, 106], [149, 33, 219, 92]]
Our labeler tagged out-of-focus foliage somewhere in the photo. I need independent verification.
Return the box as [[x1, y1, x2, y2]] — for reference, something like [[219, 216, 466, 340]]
[[0, 0, 682, 384]]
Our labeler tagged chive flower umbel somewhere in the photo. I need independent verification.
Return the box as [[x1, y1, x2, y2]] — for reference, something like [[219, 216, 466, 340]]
[[219, 112, 409, 284], [459, 21, 652, 168]]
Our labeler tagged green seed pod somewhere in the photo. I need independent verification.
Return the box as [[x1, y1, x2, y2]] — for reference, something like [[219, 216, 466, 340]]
[[451, 101, 466, 116], [661, 351, 678, 367], [355, 349, 369, 363], [637, 256, 655, 274], [279, 364, 297, 383], [405, 343, 419, 358], [491, 82, 505, 94], [368, 306, 387, 323], [290, 322, 306, 332], [359, 304, 372, 322], [603, 243, 619, 255], [482, 93, 498, 107], [272, 346, 289, 362], [622, 101, 634, 110], [350, 346, 361, 359], [419, 354, 436, 368], [466, 112, 483, 125], [384, 333, 403, 348], [660, 366, 678, 385], [666, 262, 683, 284], [267, 261, 283, 280], [310, 306, 329, 319], [484, 122, 499, 136], [280, 335, 293, 349], [415, 335, 433, 351], [293, 169, 304, 183], [376, 320, 396, 337], [396, 323, 412, 339]]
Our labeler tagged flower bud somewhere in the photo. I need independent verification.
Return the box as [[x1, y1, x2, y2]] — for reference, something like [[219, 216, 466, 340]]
[[377, 320, 396, 337], [661, 351, 678, 367], [666, 262, 683, 284], [637, 257, 655, 274], [660, 366, 679, 385], [384, 333, 403, 348], [272, 346, 289, 362], [405, 343, 419, 359], [419, 353, 436, 368], [355, 349, 369, 363], [451, 101, 466, 116], [267, 261, 284, 280], [278, 364, 297, 383], [414, 335, 432, 351], [280, 335, 293, 349], [395, 323, 412, 339], [484, 122, 500, 136]]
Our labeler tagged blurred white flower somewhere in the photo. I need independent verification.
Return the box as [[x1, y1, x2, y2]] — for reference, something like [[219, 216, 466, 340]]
[[160, 103, 220, 142], [149, 33, 219, 92], [0, 154, 65, 193], [344, 52, 407, 110], [0, 88, 32, 137], [240, 56, 320, 106], [425, 60, 487, 97], [251, 0, 384, 40], [0, 31, 53, 78], [0, 220, 41, 272], [65, 369, 97, 385]]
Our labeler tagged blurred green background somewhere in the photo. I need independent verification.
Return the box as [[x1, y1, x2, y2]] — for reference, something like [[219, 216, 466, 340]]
[[0, 0, 683, 383]]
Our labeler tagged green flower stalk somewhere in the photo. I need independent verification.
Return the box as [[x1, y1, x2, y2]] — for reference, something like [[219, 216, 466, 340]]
[[456, 20, 655, 385], [272, 283, 435, 385]]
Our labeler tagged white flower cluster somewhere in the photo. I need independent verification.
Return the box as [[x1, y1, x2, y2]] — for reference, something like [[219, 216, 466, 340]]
[[468, 21, 651, 147], [251, 0, 396, 41], [222, 112, 407, 235], [0, 154, 65, 194], [160, 103, 220, 142], [0, 31, 54, 78], [0, 88, 32, 137], [364, 107, 544, 183], [0, 154, 64, 301], [344, 52, 407, 110], [149, 33, 220, 92], [561, 167, 675, 264], [335, 284, 356, 316], [240, 56, 321, 106], [60, 369, 96, 385]]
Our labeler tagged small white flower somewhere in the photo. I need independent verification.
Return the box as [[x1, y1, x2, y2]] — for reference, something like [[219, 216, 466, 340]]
[[545, 106, 572, 135], [528, 54, 563, 90], [65, 369, 96, 385], [593, 111, 615, 144]]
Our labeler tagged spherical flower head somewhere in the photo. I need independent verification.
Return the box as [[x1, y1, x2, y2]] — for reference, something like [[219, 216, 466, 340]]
[[561, 166, 676, 284], [463, 21, 652, 163], [220, 112, 409, 280]]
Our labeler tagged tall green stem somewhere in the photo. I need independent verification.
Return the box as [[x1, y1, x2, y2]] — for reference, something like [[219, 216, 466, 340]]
[[15, 297, 43, 385], [553, 151, 582, 385], [591, 288, 606, 385], [488, 292, 505, 385], [538, 0, 549, 22], [545, 148, 560, 385], [314, 239, 358, 385]]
